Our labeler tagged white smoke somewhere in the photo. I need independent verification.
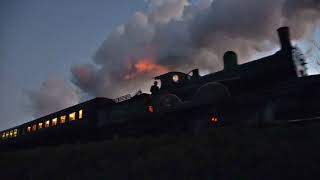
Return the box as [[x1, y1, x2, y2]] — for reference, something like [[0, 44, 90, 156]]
[[27, 78, 79, 117]]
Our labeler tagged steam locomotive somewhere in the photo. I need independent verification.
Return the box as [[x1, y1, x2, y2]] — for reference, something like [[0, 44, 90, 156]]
[[1, 27, 320, 150]]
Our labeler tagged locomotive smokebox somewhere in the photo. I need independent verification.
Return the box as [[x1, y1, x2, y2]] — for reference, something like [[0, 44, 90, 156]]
[[277, 26, 292, 51]]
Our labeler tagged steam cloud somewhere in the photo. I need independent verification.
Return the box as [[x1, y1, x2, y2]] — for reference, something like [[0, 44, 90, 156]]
[[73, 0, 320, 97], [27, 78, 79, 118], [29, 0, 320, 117]]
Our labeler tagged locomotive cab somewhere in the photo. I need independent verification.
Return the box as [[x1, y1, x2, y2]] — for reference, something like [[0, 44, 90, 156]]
[[155, 69, 200, 89], [149, 69, 205, 111]]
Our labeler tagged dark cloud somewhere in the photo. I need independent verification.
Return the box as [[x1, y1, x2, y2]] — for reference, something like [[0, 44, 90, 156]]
[[282, 0, 320, 38]]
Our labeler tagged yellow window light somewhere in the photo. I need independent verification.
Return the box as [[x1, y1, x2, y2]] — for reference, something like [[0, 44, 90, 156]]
[[27, 126, 31, 132], [9, 130, 13, 137], [52, 118, 57, 126], [38, 122, 43, 129], [45, 120, 50, 128], [79, 109, 83, 119], [60, 115, 66, 124], [69, 112, 76, 121], [2, 133, 5, 138], [13, 129, 18, 137], [6, 132, 9, 137], [32, 124, 37, 132]]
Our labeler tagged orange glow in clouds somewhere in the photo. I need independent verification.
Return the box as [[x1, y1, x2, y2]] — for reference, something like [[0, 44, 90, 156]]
[[124, 58, 169, 80], [135, 59, 168, 73]]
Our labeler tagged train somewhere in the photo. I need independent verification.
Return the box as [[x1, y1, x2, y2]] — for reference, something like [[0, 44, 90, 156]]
[[1, 27, 320, 150]]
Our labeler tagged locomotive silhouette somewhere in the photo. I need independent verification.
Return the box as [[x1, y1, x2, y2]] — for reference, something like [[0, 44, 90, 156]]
[[1, 27, 320, 150]]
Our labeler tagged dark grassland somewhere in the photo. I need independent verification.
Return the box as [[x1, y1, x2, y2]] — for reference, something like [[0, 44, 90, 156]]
[[1, 123, 320, 180]]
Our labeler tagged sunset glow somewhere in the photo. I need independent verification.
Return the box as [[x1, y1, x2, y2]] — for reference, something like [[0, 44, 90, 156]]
[[124, 58, 169, 80]]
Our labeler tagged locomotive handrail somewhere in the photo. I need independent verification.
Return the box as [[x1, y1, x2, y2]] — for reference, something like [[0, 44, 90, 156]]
[[113, 94, 132, 103]]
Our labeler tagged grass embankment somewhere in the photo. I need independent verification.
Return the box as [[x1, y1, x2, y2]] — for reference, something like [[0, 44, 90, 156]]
[[1, 123, 320, 179]]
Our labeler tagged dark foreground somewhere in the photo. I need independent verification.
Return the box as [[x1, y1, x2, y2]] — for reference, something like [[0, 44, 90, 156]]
[[1, 123, 320, 180]]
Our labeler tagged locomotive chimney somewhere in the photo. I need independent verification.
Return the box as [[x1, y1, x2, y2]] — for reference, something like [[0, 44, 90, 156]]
[[223, 51, 238, 71], [277, 27, 292, 51]]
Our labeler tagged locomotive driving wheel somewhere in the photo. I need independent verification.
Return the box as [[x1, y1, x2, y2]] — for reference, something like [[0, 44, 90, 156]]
[[152, 93, 183, 112], [192, 82, 231, 105]]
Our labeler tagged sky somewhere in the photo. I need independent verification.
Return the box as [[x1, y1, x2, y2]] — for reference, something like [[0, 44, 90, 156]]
[[0, 0, 319, 131]]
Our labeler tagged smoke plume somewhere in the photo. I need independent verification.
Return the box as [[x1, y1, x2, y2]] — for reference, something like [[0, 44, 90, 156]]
[[27, 78, 79, 117], [72, 0, 319, 98], [29, 0, 320, 117]]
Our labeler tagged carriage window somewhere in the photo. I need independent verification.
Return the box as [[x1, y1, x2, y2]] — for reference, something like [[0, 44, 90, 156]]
[[60, 115, 66, 124], [6, 132, 9, 137], [13, 129, 18, 137], [69, 112, 76, 121], [45, 120, 50, 128], [38, 122, 43, 129], [27, 126, 31, 132], [52, 118, 57, 126], [9, 130, 13, 137], [79, 110, 83, 119], [2, 133, 5, 138], [32, 125, 37, 131]]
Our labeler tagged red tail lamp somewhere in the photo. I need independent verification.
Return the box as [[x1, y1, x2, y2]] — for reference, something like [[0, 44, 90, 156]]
[[148, 105, 154, 113], [211, 116, 218, 124]]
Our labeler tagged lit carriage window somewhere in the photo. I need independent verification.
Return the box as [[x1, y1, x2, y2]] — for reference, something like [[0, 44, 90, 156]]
[[52, 118, 57, 126], [2, 133, 5, 138], [38, 122, 43, 129], [9, 130, 13, 137], [6, 132, 9, 137], [79, 110, 83, 119], [69, 112, 76, 121], [60, 115, 66, 124], [13, 129, 18, 137], [32, 124, 37, 131], [27, 126, 31, 132], [45, 120, 50, 128]]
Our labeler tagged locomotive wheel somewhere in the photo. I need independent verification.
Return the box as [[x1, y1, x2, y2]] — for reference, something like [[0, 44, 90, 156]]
[[153, 93, 183, 111], [192, 82, 231, 105]]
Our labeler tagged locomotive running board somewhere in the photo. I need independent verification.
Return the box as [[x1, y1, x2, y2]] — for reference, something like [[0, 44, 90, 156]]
[[287, 116, 320, 124]]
